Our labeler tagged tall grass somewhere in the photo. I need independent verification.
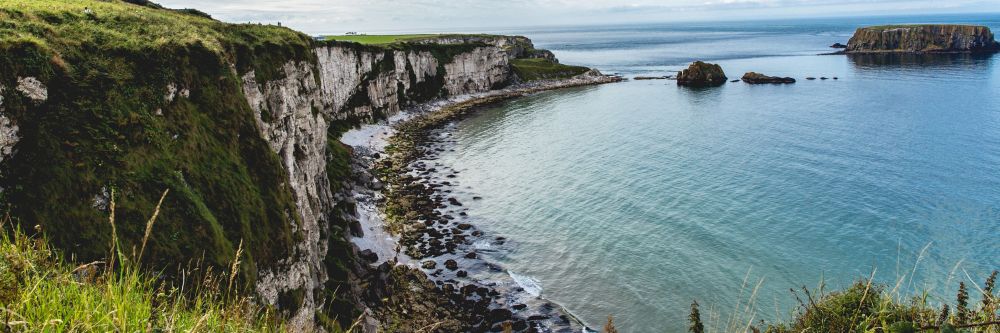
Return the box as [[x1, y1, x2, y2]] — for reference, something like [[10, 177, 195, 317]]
[[681, 266, 999, 333], [0, 189, 284, 332]]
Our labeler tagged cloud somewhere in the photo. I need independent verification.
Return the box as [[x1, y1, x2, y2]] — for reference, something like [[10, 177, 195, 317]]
[[155, 0, 1000, 34]]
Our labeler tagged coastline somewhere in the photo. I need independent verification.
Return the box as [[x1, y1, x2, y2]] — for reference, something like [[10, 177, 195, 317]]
[[340, 71, 622, 332]]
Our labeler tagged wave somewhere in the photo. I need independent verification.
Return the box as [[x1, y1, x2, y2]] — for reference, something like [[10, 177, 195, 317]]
[[508, 271, 543, 297]]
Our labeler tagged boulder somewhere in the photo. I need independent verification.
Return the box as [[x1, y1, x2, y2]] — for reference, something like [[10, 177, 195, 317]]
[[676, 61, 728, 87], [846, 25, 1000, 53], [830, 42, 848, 48], [741, 72, 795, 84]]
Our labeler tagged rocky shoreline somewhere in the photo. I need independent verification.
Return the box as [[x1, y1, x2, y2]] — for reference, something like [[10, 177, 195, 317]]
[[340, 70, 622, 332]]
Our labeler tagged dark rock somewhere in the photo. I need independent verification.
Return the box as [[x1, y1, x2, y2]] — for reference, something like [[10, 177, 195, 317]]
[[473, 196, 483, 200], [349, 220, 364, 237], [421, 260, 437, 269], [830, 42, 848, 48], [820, 77, 829, 80], [512, 320, 529, 331], [741, 72, 795, 84], [676, 61, 727, 87], [465, 252, 478, 259], [806, 77, 817, 80], [457, 223, 473, 230], [488, 308, 513, 323], [457, 270, 468, 277], [527, 315, 550, 321], [634, 76, 670, 80], [359, 249, 378, 263], [512, 303, 527, 310], [444, 259, 458, 270], [730, 79, 740, 83], [448, 198, 463, 206]]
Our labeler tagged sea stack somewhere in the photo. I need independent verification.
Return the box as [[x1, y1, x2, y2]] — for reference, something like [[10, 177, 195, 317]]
[[845, 25, 1000, 53], [741, 72, 796, 84], [677, 61, 727, 87]]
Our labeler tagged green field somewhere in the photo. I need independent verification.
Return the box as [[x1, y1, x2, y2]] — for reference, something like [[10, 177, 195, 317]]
[[324, 33, 501, 45], [511, 58, 590, 82], [324, 34, 438, 45]]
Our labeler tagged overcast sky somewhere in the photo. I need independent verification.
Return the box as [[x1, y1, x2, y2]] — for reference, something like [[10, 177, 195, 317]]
[[157, 0, 1000, 35]]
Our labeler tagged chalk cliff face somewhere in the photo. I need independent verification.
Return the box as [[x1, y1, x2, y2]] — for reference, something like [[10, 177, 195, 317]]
[[237, 41, 514, 330], [846, 25, 1000, 53]]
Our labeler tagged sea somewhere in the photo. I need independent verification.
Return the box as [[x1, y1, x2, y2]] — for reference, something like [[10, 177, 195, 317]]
[[430, 14, 1000, 332]]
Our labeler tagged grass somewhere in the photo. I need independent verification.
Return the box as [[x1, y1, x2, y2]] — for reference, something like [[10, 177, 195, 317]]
[[511, 58, 590, 82], [0, 195, 285, 332], [325, 34, 439, 45], [863, 24, 985, 30], [675, 267, 1000, 333], [324, 33, 501, 45]]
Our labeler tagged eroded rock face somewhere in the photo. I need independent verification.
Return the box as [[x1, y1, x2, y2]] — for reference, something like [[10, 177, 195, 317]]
[[444, 47, 511, 95], [0, 85, 18, 162], [239, 41, 514, 331], [741, 72, 796, 84], [676, 61, 727, 87], [846, 25, 1000, 53], [16, 77, 47, 102]]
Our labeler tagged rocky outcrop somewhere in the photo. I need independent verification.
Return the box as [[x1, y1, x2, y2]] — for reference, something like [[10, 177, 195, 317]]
[[676, 61, 727, 87], [0, 78, 46, 164], [413, 35, 559, 62], [830, 42, 848, 49], [846, 25, 1000, 53], [741, 72, 795, 84]]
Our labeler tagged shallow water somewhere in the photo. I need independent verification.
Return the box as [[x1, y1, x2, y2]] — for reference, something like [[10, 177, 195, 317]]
[[438, 15, 1000, 332]]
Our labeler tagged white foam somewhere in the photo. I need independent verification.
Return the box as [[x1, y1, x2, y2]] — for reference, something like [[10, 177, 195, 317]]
[[473, 240, 493, 250], [508, 271, 543, 297]]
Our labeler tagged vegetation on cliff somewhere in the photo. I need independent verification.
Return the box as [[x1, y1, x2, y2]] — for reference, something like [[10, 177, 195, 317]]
[[0, 0, 320, 282], [0, 0, 362, 327], [511, 58, 590, 82]]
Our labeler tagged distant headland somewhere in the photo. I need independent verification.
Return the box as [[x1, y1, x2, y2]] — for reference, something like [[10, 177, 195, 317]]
[[842, 24, 1000, 53]]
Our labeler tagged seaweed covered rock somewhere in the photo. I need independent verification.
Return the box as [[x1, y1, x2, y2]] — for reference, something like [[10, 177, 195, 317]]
[[846, 25, 1000, 53], [741, 72, 796, 84], [676, 61, 727, 87]]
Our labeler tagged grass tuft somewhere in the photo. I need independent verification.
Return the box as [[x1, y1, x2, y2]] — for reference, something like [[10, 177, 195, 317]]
[[0, 200, 284, 332]]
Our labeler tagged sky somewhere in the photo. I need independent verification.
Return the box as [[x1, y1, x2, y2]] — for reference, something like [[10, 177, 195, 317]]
[[156, 0, 1000, 35]]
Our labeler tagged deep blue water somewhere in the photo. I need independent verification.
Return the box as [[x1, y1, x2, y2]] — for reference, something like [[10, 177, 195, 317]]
[[440, 15, 1000, 332]]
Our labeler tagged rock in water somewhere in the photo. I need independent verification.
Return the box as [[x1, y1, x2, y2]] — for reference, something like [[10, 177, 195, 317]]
[[741, 72, 796, 84], [676, 61, 727, 87], [830, 42, 848, 48], [845, 25, 1000, 53]]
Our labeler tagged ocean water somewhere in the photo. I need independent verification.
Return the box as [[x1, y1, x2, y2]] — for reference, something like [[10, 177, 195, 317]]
[[439, 16, 1000, 332]]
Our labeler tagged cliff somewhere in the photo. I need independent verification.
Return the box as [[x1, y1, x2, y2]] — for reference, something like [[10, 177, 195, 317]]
[[845, 25, 1000, 53], [0, 1, 584, 331]]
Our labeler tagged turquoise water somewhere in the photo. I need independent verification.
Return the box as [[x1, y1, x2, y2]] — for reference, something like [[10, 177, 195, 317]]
[[442, 16, 1000, 332]]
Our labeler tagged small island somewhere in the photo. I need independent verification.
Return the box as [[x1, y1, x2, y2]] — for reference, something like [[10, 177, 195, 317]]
[[844, 24, 1000, 53], [676, 61, 727, 87]]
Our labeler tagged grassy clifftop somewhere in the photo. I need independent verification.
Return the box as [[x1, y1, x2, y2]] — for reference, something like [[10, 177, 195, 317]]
[[0, 0, 318, 286]]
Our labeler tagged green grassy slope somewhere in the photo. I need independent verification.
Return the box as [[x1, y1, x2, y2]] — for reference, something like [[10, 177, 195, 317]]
[[324, 33, 498, 45], [511, 58, 590, 81], [0, 0, 317, 286]]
